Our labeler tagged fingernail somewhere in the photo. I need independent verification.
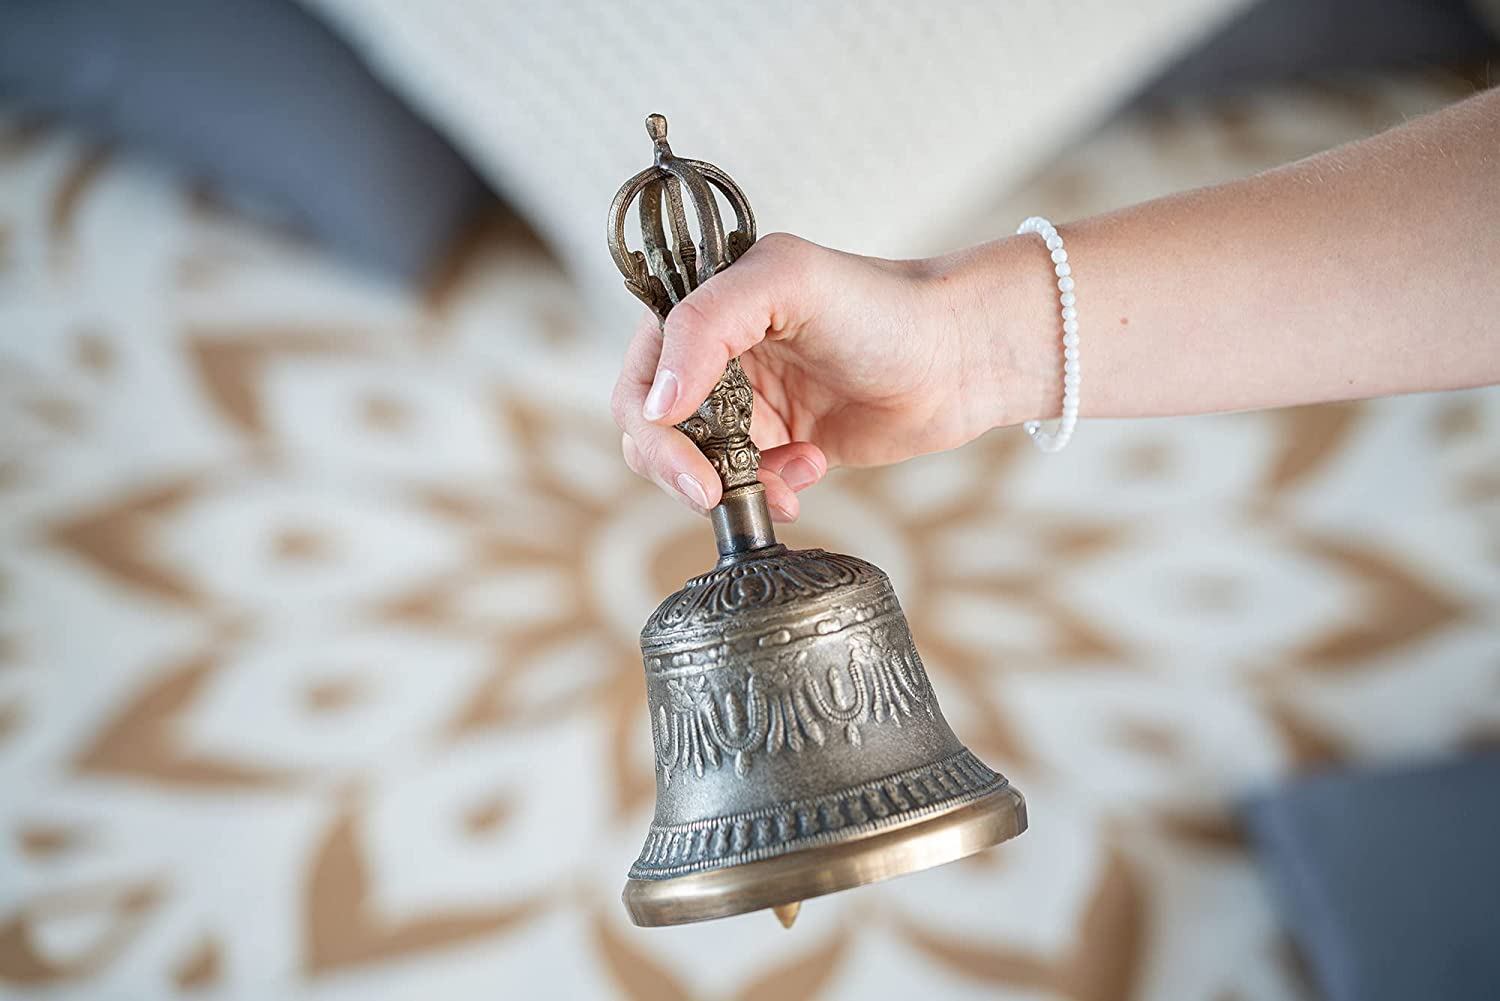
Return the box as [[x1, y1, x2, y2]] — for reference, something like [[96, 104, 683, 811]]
[[676, 472, 709, 509], [772, 501, 796, 522], [781, 457, 819, 491], [643, 369, 679, 422]]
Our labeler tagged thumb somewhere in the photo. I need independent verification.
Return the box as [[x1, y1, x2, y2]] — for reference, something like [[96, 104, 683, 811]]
[[641, 233, 811, 426]]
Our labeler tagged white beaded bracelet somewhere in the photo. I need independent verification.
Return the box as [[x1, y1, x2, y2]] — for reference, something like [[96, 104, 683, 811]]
[[1016, 215, 1079, 453]]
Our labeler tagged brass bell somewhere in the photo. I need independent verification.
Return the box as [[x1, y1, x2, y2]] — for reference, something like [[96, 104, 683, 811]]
[[607, 115, 1027, 928]]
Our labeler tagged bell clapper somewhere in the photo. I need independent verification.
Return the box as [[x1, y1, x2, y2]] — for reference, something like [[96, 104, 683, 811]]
[[772, 901, 801, 929]]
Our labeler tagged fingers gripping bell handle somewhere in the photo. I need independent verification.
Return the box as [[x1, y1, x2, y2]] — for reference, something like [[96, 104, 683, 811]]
[[607, 115, 775, 558]]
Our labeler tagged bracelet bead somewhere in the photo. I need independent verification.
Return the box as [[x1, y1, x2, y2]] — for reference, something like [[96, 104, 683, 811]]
[[1016, 215, 1081, 453]]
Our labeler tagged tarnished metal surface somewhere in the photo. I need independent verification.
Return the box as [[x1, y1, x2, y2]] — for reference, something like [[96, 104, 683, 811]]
[[623, 786, 1028, 927], [609, 114, 760, 497], [607, 115, 1025, 927]]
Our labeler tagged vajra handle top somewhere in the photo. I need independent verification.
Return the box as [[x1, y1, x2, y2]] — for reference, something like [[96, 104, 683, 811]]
[[606, 115, 761, 493]]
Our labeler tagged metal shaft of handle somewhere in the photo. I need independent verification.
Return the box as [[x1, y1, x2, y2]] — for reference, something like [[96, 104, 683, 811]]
[[608, 115, 775, 559], [710, 484, 777, 558]]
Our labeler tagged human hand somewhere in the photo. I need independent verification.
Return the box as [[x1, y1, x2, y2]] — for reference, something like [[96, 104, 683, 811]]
[[611, 233, 1038, 521], [620, 90, 1500, 499]]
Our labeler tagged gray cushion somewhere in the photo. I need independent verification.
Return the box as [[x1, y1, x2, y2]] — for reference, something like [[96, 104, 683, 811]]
[[1243, 751, 1500, 1001], [1139, 0, 1498, 101], [0, 0, 489, 280]]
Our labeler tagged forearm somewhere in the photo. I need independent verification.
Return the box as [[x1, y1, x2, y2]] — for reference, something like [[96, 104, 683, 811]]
[[953, 87, 1500, 427]]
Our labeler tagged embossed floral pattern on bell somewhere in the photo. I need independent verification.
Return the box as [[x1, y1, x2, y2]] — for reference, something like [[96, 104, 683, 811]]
[[649, 612, 941, 788], [642, 548, 886, 643], [634, 545, 1016, 890]]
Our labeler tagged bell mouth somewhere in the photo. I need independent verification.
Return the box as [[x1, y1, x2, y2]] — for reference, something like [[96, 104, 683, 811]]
[[621, 783, 1026, 927]]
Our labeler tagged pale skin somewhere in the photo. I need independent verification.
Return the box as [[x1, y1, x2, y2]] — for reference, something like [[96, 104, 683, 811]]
[[612, 87, 1500, 521]]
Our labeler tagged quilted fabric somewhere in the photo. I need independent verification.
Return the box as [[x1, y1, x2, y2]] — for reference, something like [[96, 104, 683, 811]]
[[300, 0, 1252, 322]]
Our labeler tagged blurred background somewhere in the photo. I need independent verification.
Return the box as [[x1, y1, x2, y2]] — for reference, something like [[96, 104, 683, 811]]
[[2, 1, 1498, 999]]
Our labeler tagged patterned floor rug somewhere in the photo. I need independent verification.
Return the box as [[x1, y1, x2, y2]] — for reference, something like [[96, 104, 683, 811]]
[[1, 72, 1497, 1000]]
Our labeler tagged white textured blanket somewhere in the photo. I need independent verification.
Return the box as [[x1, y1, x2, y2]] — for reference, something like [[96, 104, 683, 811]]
[[302, 0, 1249, 322]]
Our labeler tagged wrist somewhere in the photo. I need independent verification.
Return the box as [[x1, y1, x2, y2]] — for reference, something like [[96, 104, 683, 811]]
[[929, 235, 1063, 433]]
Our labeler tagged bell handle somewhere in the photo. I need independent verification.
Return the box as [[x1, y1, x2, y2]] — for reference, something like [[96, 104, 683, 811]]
[[608, 118, 756, 322], [607, 116, 776, 557]]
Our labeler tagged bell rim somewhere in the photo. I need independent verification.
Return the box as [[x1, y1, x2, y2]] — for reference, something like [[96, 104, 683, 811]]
[[621, 782, 1026, 927]]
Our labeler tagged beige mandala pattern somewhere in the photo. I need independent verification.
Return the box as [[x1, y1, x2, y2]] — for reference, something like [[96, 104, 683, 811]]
[[2, 73, 1499, 1000]]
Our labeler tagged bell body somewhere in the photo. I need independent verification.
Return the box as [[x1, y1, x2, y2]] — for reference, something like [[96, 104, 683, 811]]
[[626, 540, 1026, 926]]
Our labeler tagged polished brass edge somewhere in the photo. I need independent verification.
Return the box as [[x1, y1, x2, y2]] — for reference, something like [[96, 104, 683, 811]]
[[621, 784, 1027, 927], [629, 766, 1006, 879]]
